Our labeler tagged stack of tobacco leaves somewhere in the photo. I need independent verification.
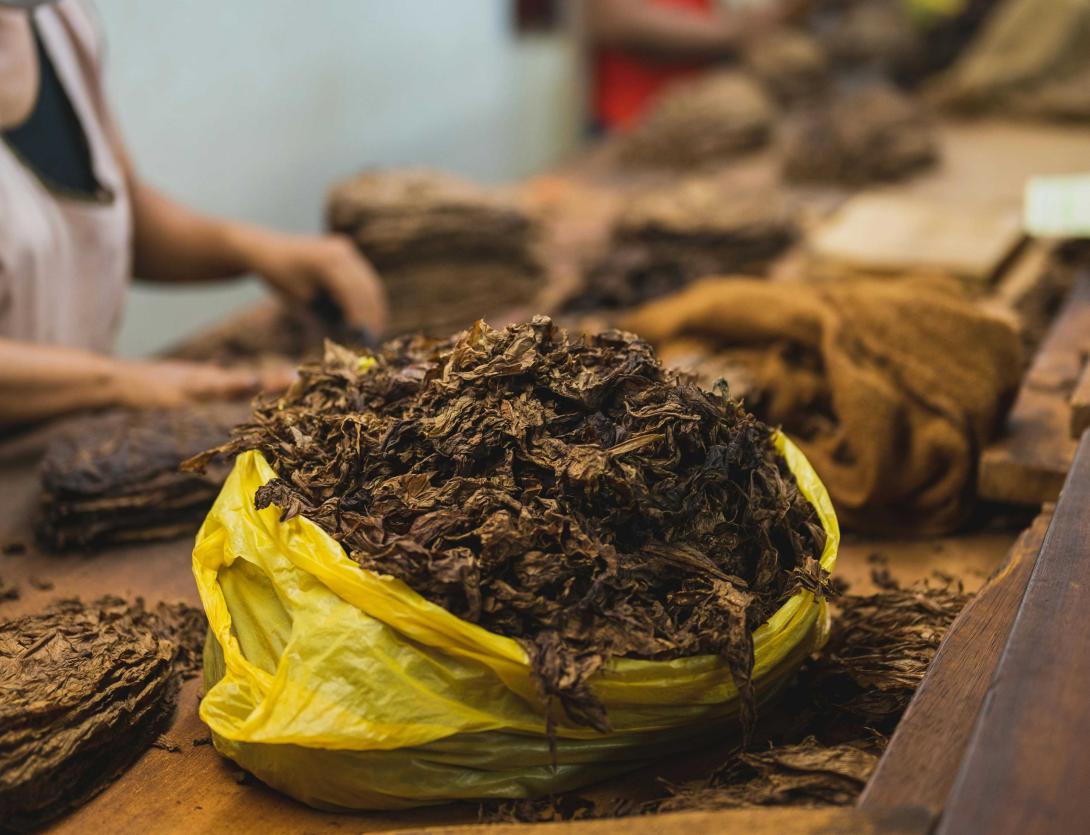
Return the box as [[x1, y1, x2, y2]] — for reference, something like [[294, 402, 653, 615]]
[[37, 403, 249, 551], [782, 82, 938, 186], [568, 180, 795, 312], [166, 302, 347, 365], [326, 169, 543, 337], [816, 0, 921, 79], [188, 317, 827, 731], [481, 575, 970, 822], [742, 28, 830, 104], [616, 72, 774, 169], [0, 596, 207, 830]]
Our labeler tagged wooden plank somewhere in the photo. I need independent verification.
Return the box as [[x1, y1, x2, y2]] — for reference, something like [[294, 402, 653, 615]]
[[979, 271, 1090, 505], [809, 193, 1023, 285], [860, 510, 1052, 813], [1071, 361, 1090, 439], [987, 240, 1057, 313], [937, 433, 1090, 835], [427, 806, 932, 835]]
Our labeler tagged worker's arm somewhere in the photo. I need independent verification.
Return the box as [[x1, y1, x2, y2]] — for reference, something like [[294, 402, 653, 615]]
[[104, 123, 387, 336], [585, 0, 785, 60], [0, 337, 290, 429]]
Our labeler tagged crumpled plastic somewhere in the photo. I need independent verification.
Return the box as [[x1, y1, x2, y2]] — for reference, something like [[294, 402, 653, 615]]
[[192, 431, 838, 810]]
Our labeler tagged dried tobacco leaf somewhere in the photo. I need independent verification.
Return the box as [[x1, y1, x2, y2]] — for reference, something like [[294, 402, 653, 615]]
[[37, 403, 249, 551], [0, 597, 204, 830], [616, 72, 774, 169], [654, 738, 878, 812], [326, 169, 542, 336], [797, 576, 971, 736], [480, 576, 970, 822], [569, 180, 795, 312], [782, 82, 938, 186], [191, 317, 826, 731], [742, 28, 829, 104], [0, 579, 17, 604]]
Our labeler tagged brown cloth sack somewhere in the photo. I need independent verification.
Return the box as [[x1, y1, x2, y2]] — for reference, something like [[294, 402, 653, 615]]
[[622, 277, 1023, 534], [933, 0, 1090, 120]]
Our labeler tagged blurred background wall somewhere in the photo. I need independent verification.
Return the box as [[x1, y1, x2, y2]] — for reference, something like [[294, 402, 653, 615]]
[[95, 0, 580, 357]]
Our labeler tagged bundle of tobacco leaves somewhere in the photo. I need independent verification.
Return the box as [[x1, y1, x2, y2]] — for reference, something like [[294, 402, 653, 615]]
[[616, 72, 774, 169], [568, 180, 795, 312], [0, 597, 206, 830], [189, 317, 826, 731], [481, 575, 970, 822], [326, 169, 542, 337], [36, 403, 250, 551], [166, 302, 353, 365], [742, 28, 830, 104], [782, 82, 938, 186]]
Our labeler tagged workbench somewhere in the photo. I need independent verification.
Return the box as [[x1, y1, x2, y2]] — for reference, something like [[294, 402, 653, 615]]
[[3, 117, 1090, 834]]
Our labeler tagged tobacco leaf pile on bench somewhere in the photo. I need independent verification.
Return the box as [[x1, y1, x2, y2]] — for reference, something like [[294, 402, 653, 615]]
[[327, 169, 543, 337], [37, 403, 249, 551], [569, 179, 795, 312], [0, 597, 206, 830], [190, 317, 826, 731]]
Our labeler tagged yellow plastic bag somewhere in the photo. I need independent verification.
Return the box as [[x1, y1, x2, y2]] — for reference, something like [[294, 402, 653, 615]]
[[192, 432, 838, 810]]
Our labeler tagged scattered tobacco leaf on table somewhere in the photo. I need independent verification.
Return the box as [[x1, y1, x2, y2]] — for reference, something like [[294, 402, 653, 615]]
[[37, 402, 250, 552], [481, 576, 970, 822], [190, 317, 826, 731], [0, 596, 206, 830]]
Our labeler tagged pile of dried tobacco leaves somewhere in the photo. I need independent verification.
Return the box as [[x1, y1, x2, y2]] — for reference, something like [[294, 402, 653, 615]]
[[326, 169, 542, 337], [38, 403, 249, 551], [0, 597, 207, 830], [190, 317, 827, 730], [569, 180, 795, 312]]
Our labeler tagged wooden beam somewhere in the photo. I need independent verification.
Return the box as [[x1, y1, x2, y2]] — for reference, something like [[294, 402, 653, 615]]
[[979, 271, 1090, 505], [938, 433, 1090, 834], [426, 805, 933, 835], [860, 511, 1052, 813], [1070, 361, 1090, 439]]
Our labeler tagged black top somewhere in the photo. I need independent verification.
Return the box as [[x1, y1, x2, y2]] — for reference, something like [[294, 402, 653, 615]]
[[2, 20, 101, 198]]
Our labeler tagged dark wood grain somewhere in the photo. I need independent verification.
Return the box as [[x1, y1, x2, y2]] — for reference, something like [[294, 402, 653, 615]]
[[1070, 361, 1090, 439], [860, 511, 1052, 813], [979, 271, 1090, 505], [938, 433, 1090, 835]]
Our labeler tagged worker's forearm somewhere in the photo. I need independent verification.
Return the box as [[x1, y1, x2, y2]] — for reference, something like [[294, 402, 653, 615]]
[[0, 339, 128, 427], [129, 181, 273, 283], [587, 0, 740, 59]]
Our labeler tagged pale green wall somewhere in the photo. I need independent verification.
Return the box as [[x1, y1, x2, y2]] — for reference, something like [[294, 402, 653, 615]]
[[94, 0, 579, 356]]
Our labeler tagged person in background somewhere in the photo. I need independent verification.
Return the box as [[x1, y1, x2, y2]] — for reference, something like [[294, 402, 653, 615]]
[[586, 0, 792, 131], [0, 0, 388, 429]]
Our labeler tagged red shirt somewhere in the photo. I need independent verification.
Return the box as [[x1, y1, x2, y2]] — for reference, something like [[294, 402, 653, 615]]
[[593, 0, 715, 130]]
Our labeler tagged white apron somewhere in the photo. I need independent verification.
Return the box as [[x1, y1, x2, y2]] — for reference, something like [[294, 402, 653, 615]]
[[0, 0, 131, 353]]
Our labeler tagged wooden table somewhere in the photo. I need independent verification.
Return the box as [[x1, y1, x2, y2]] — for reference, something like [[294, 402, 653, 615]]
[[0, 420, 1020, 834]]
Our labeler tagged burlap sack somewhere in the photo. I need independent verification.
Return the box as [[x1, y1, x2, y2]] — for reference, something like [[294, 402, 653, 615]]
[[622, 276, 1023, 534], [934, 0, 1090, 120]]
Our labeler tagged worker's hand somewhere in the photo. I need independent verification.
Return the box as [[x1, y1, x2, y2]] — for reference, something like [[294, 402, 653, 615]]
[[248, 233, 389, 337], [109, 359, 295, 409]]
